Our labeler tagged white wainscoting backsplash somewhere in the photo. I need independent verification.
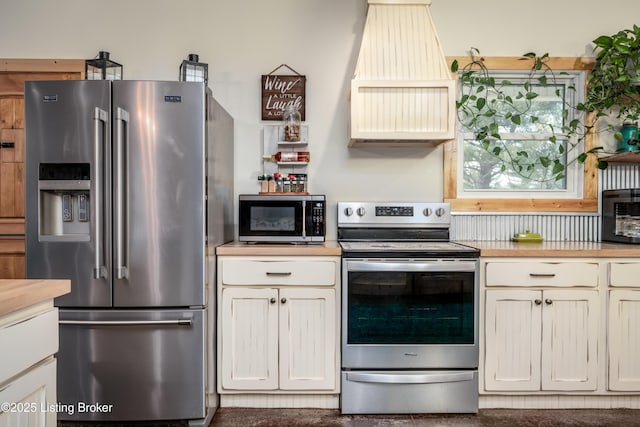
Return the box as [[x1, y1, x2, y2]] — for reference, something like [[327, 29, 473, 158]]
[[451, 164, 640, 242]]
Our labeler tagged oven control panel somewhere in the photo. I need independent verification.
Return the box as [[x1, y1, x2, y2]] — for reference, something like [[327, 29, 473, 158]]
[[338, 202, 450, 226]]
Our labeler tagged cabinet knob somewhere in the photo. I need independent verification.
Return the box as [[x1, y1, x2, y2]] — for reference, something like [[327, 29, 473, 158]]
[[270, 298, 276, 304], [534, 299, 542, 305], [281, 297, 287, 304], [545, 298, 553, 305]]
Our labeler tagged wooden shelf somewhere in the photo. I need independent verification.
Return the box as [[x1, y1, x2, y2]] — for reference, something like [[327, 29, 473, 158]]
[[601, 151, 640, 163]]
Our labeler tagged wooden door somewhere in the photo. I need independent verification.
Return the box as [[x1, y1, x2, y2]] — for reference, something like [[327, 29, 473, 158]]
[[0, 96, 25, 219], [220, 287, 279, 390], [484, 289, 542, 392], [279, 287, 335, 390], [0, 59, 83, 278]]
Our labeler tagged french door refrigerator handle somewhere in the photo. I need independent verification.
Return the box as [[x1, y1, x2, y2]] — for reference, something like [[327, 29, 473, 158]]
[[93, 107, 108, 279], [59, 319, 193, 326], [346, 371, 474, 384], [115, 107, 130, 279]]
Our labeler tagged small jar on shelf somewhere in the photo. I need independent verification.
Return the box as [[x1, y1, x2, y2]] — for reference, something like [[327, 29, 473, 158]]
[[282, 104, 302, 142]]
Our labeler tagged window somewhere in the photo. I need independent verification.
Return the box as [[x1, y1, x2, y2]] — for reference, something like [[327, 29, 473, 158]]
[[444, 57, 598, 212]]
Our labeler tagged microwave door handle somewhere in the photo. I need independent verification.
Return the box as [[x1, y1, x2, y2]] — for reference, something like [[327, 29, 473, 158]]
[[301, 200, 306, 238], [115, 107, 130, 279], [93, 107, 108, 279]]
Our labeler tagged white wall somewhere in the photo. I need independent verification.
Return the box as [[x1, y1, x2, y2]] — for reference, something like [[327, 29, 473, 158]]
[[2, 0, 639, 239]]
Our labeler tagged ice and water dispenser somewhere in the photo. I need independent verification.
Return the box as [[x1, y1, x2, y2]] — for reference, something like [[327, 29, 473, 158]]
[[39, 163, 91, 241]]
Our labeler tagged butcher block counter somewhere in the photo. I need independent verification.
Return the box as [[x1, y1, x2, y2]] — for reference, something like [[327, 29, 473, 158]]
[[0, 279, 70, 317], [457, 240, 640, 257], [216, 240, 342, 256]]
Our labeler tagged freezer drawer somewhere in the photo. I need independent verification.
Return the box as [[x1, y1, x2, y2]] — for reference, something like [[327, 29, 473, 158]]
[[57, 309, 205, 422], [341, 370, 478, 414]]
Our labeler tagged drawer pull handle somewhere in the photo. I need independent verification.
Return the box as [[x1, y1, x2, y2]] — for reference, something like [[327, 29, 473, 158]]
[[545, 298, 553, 305], [529, 273, 556, 278], [266, 272, 292, 276], [0, 141, 15, 149], [534, 299, 542, 305], [281, 297, 287, 304], [270, 297, 276, 304]]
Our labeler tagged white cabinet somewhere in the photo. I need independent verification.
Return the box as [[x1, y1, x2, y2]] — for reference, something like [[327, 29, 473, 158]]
[[220, 287, 335, 391], [217, 256, 340, 394], [609, 290, 640, 391], [0, 304, 59, 427], [0, 358, 56, 427], [483, 260, 599, 393], [608, 261, 640, 391]]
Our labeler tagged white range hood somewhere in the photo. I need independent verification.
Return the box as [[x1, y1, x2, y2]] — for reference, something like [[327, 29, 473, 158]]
[[350, 0, 455, 146]]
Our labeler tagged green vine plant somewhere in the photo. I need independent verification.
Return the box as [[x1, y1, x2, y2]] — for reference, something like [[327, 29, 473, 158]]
[[582, 25, 640, 137], [451, 48, 606, 185]]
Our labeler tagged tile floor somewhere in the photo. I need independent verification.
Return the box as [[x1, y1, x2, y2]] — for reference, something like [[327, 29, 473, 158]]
[[208, 408, 640, 427], [56, 408, 640, 426]]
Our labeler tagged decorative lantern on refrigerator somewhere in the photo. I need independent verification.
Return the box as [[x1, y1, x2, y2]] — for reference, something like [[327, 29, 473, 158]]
[[179, 54, 208, 83], [85, 51, 123, 80]]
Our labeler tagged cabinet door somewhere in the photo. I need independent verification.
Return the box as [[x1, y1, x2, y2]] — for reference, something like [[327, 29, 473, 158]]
[[0, 97, 25, 219], [220, 288, 278, 390], [541, 290, 598, 391], [484, 290, 542, 391], [0, 357, 57, 427], [609, 290, 640, 391], [279, 288, 336, 390]]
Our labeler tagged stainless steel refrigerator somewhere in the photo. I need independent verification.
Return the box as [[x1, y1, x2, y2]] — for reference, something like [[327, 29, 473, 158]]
[[24, 80, 234, 424]]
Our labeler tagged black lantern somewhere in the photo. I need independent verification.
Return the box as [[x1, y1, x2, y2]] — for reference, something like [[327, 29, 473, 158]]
[[180, 54, 208, 83], [85, 51, 123, 80]]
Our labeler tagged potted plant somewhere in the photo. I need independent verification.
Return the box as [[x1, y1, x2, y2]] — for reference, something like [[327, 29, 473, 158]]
[[581, 25, 640, 153]]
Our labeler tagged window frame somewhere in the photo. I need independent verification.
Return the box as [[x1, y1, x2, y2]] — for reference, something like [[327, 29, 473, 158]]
[[444, 56, 598, 213]]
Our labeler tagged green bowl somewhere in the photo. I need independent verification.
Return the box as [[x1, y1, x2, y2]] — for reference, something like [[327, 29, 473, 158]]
[[512, 230, 543, 242]]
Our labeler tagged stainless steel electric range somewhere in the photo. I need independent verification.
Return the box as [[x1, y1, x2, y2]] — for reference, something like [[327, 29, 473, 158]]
[[338, 202, 480, 415]]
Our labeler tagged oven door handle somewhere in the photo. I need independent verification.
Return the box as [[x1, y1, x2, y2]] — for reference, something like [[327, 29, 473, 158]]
[[345, 260, 477, 273], [345, 371, 474, 384]]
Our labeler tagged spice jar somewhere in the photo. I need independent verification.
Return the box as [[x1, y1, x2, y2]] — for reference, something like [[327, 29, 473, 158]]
[[282, 104, 302, 142]]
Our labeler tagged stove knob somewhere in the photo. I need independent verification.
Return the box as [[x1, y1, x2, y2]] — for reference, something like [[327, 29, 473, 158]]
[[423, 208, 433, 217], [435, 207, 446, 217], [356, 207, 366, 217], [344, 207, 353, 216]]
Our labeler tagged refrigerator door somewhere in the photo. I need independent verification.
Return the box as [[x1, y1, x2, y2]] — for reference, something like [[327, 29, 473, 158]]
[[25, 80, 112, 307], [112, 81, 206, 307], [57, 308, 206, 421]]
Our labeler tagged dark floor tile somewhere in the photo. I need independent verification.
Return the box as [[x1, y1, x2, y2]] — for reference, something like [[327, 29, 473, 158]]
[[209, 408, 640, 427]]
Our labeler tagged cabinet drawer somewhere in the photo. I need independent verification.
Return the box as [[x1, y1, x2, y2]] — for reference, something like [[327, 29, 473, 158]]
[[485, 262, 598, 287], [221, 260, 336, 286], [0, 308, 58, 384], [609, 262, 640, 287]]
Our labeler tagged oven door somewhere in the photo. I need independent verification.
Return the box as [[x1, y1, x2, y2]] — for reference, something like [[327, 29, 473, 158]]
[[342, 258, 478, 369]]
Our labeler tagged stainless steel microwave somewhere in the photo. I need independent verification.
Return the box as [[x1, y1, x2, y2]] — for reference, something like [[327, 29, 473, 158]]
[[238, 194, 326, 243], [602, 189, 640, 244]]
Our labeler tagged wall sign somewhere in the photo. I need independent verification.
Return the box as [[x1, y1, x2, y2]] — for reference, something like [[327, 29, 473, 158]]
[[261, 64, 306, 121]]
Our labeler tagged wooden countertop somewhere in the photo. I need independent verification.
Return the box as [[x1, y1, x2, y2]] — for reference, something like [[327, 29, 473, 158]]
[[457, 241, 640, 257], [216, 240, 342, 256], [0, 279, 70, 317]]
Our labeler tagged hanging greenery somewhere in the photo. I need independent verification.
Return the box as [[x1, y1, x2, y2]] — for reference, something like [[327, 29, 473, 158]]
[[451, 48, 607, 184]]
